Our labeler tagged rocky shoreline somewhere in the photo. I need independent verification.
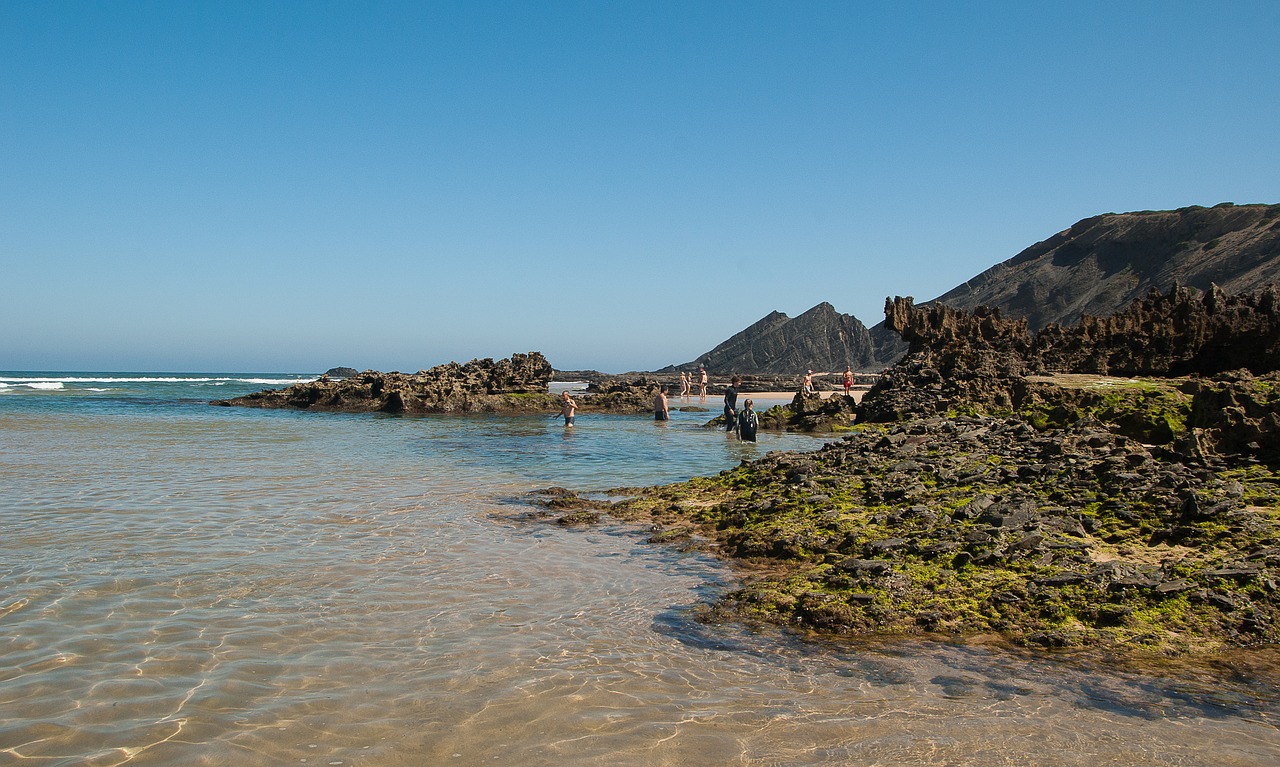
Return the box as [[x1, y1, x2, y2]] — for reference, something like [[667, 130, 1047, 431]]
[[528, 286, 1280, 655], [213, 353, 561, 414], [215, 353, 864, 421]]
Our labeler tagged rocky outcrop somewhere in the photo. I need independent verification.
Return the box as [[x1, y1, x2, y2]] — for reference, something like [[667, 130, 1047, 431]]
[[690, 204, 1280, 372], [547, 411, 1280, 654], [864, 202, 1280, 366], [580, 378, 665, 414], [668, 302, 884, 375], [1033, 284, 1280, 376], [526, 286, 1280, 654], [862, 283, 1280, 463], [757, 391, 859, 432], [214, 353, 558, 413], [858, 298, 1033, 423], [323, 366, 360, 379]]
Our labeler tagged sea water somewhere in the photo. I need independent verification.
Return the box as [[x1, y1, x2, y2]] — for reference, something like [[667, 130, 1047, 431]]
[[1, 373, 1278, 766]]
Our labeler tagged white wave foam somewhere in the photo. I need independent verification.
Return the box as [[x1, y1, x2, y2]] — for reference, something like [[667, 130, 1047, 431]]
[[234, 378, 315, 385], [0, 376, 316, 385], [25, 382, 64, 390]]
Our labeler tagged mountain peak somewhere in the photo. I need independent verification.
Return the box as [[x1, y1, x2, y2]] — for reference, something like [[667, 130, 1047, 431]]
[[673, 303, 879, 374]]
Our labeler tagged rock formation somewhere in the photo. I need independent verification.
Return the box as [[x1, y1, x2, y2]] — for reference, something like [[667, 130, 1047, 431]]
[[757, 390, 859, 432], [866, 202, 1280, 365], [668, 302, 884, 375], [861, 285, 1280, 462], [688, 203, 1280, 373], [531, 285, 1280, 654], [214, 353, 558, 414], [1033, 284, 1280, 377]]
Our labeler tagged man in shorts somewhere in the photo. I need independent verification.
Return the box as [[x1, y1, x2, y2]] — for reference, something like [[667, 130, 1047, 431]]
[[560, 391, 578, 427]]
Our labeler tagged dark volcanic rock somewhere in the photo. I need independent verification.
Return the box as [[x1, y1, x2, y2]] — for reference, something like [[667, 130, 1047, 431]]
[[756, 390, 859, 433], [860, 285, 1280, 460], [214, 352, 559, 414], [582, 377, 665, 414], [528, 268, 1280, 655], [580, 407, 1280, 654], [1034, 284, 1280, 377], [323, 367, 360, 379]]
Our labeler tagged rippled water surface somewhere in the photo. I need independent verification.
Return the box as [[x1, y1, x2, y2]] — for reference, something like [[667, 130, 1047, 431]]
[[2, 374, 1278, 765]]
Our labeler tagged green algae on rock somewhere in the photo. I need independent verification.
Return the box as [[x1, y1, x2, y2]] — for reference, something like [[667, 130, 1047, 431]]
[[538, 414, 1280, 654], [531, 286, 1280, 655]]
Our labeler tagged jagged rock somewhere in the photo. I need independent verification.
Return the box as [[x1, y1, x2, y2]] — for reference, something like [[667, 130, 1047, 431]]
[[1034, 284, 1280, 376], [865, 202, 1280, 366], [582, 405, 1280, 653], [859, 286, 1280, 461], [752, 390, 858, 432], [323, 366, 359, 379], [214, 352, 558, 413], [687, 204, 1280, 374], [582, 377, 663, 414]]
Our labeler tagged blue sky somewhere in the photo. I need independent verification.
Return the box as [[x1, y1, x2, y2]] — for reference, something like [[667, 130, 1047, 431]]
[[3, 1, 1277, 373]]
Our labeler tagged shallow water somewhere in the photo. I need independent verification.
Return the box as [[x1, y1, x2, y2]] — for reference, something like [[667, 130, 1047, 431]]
[[1, 374, 1278, 765]]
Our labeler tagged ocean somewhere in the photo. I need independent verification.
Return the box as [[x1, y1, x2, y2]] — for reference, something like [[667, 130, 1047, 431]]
[[2, 372, 1278, 766]]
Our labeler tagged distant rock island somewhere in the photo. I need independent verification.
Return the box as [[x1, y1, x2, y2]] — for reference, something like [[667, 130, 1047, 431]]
[[682, 203, 1280, 374]]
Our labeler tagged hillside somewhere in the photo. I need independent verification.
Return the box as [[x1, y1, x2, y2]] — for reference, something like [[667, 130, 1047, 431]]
[[926, 202, 1280, 331], [683, 203, 1280, 374]]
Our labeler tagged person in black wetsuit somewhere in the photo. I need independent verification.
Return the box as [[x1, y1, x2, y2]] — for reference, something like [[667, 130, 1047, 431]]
[[737, 398, 759, 442], [723, 376, 740, 432]]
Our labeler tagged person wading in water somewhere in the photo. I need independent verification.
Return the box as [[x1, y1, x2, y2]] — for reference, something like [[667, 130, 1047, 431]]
[[737, 398, 759, 442], [560, 391, 578, 427], [723, 376, 740, 432]]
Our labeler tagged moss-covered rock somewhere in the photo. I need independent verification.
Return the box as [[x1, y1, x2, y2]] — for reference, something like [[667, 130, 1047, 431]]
[[532, 407, 1280, 655]]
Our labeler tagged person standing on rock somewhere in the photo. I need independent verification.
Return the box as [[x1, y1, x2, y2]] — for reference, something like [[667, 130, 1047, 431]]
[[736, 398, 759, 442], [803, 370, 814, 395], [560, 391, 578, 427], [723, 376, 740, 432], [654, 386, 670, 421], [843, 366, 854, 398]]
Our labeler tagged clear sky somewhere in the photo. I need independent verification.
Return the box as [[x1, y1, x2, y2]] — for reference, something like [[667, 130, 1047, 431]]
[[3, 1, 1277, 373]]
